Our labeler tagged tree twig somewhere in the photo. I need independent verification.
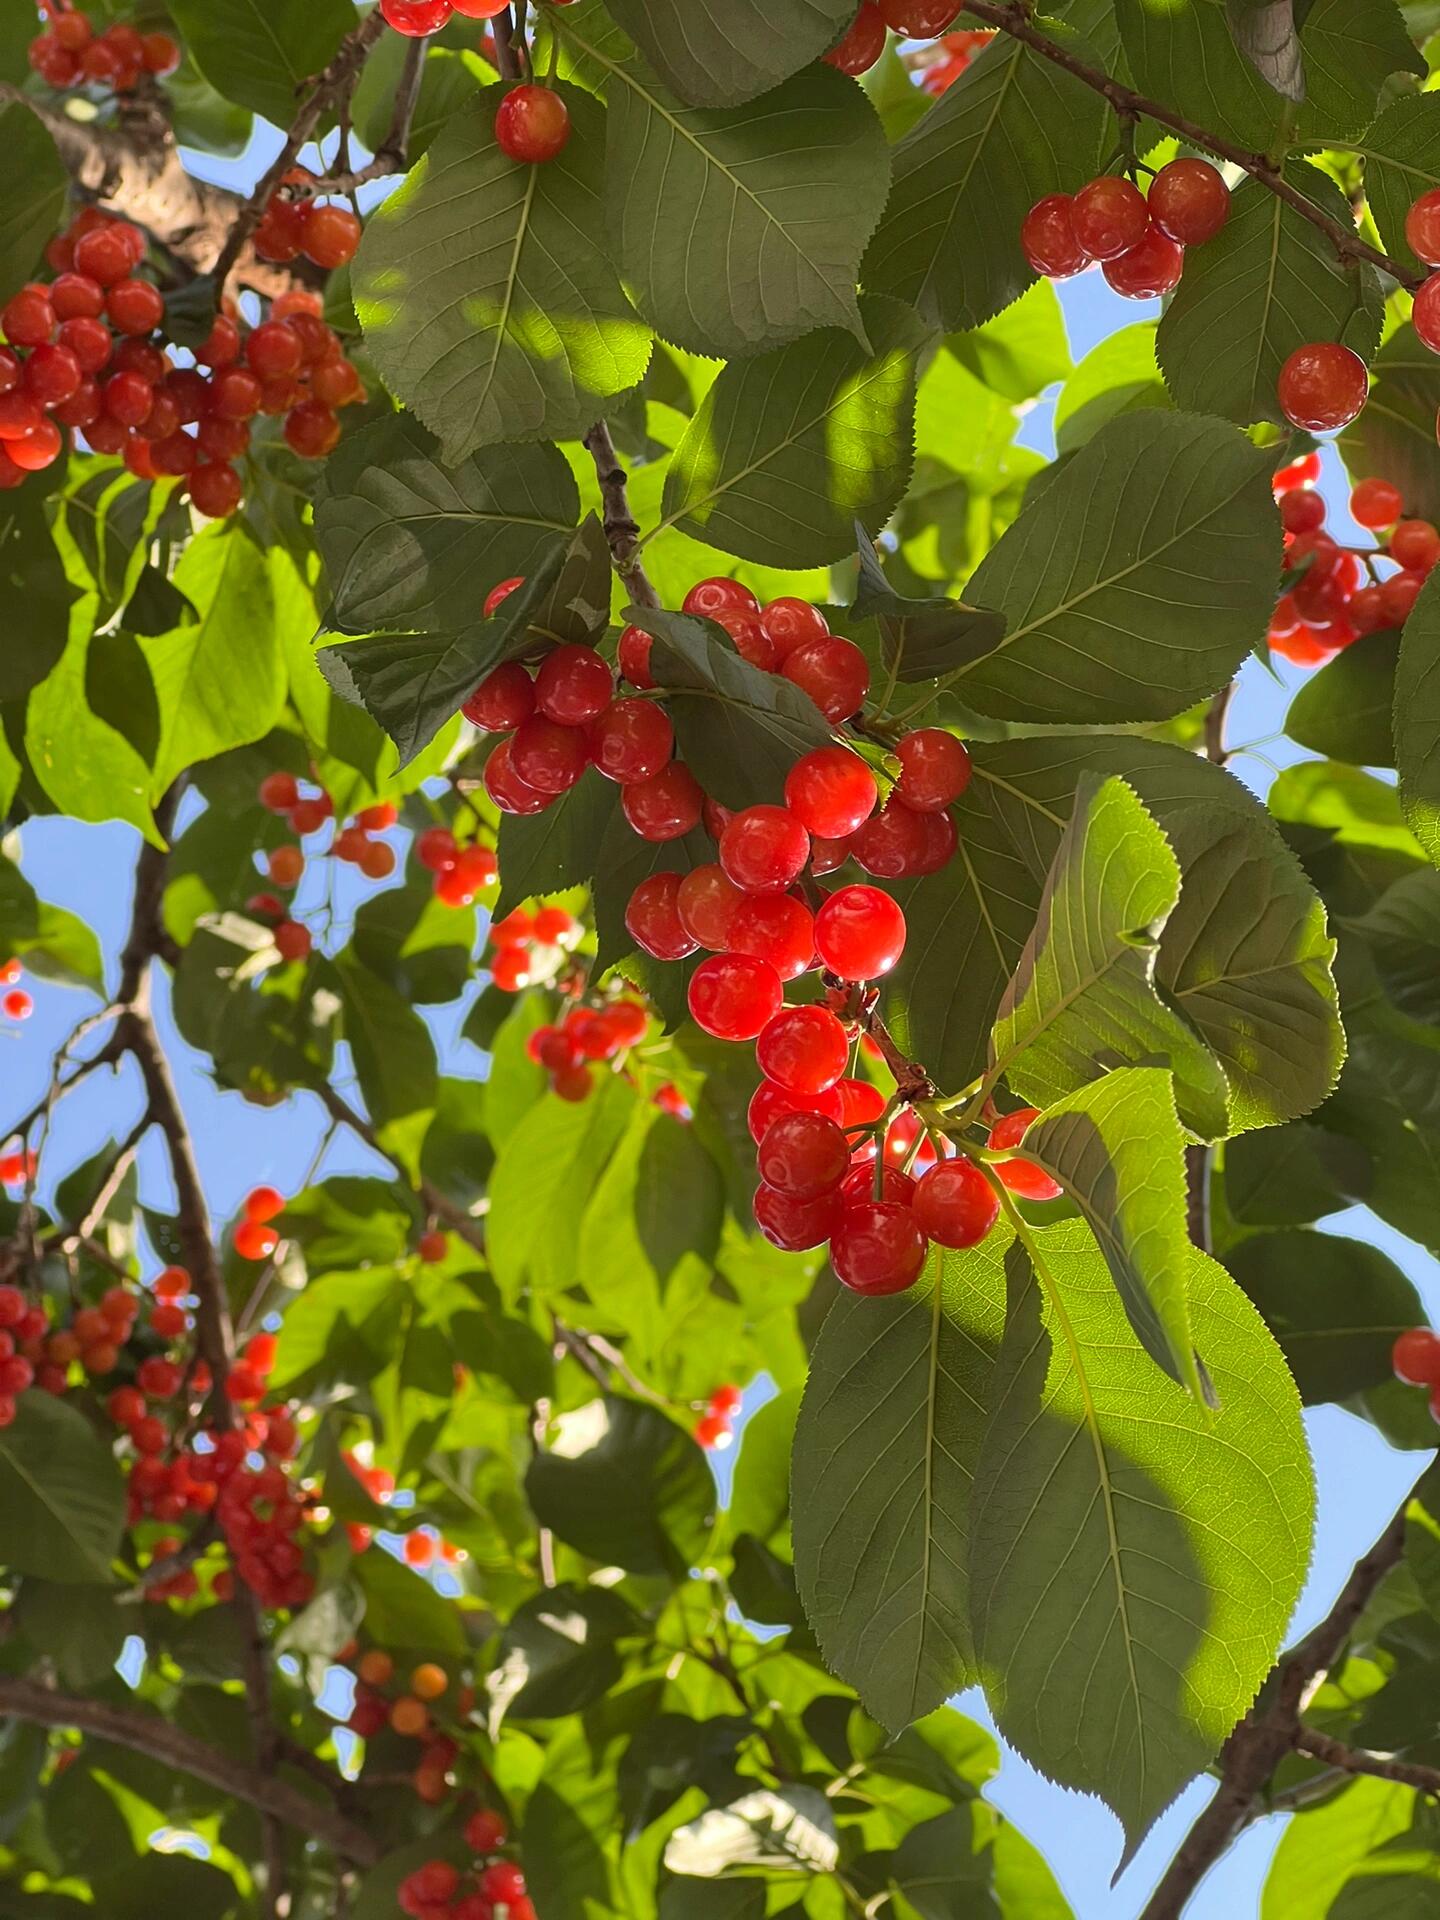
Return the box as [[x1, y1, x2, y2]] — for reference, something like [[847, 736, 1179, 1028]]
[[307, 30, 429, 194], [584, 420, 661, 611], [1292, 1726, 1440, 1798], [959, 1, 1420, 291], [0, 1675, 379, 1866]]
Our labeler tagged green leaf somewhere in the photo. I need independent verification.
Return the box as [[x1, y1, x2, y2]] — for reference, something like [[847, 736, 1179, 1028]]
[[487, 1583, 636, 1729], [969, 1218, 1313, 1845], [661, 295, 927, 568], [495, 768, 620, 909], [316, 630, 486, 768], [956, 413, 1280, 724], [562, 25, 892, 360], [1023, 1068, 1203, 1398], [354, 43, 494, 166], [167, 0, 357, 135], [725, 1387, 800, 1551], [335, 951, 438, 1151], [1114, 0, 1279, 150], [1360, 92, 1440, 278], [851, 527, 1008, 683], [354, 85, 651, 463], [1294, 0, 1424, 141], [862, 28, 1109, 334], [1339, 324, 1440, 524], [0, 478, 79, 702], [1261, 1776, 1417, 1920], [600, 0, 854, 106], [0, 104, 68, 306], [13, 1582, 127, 1689], [351, 867, 477, 1004], [527, 1396, 715, 1579], [1288, 630, 1398, 767], [0, 853, 104, 993], [1396, 570, 1440, 865], [792, 1239, 1007, 1732], [1054, 322, 1169, 456], [1223, 1120, 1371, 1226], [141, 525, 285, 794], [26, 626, 161, 847], [638, 607, 833, 806], [352, 1546, 469, 1658], [1358, 866, 1440, 1020], [488, 1075, 635, 1299], [991, 775, 1230, 1140], [1156, 171, 1382, 429], [313, 415, 579, 637], [1225, 1229, 1425, 1403], [948, 278, 1073, 405], [0, 1393, 125, 1584]]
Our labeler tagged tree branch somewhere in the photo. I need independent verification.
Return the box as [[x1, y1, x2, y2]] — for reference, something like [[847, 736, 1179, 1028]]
[[0, 1674, 380, 1866], [959, 0, 1420, 291], [584, 419, 662, 611], [1292, 1726, 1440, 1798], [1140, 1486, 1416, 1920]]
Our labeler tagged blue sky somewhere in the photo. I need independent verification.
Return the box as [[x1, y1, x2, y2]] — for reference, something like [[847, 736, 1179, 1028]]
[[4, 100, 1436, 1920]]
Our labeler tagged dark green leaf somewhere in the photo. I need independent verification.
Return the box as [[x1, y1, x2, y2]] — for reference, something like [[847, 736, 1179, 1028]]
[[13, 1582, 127, 1689], [335, 951, 438, 1146], [1288, 630, 1398, 767], [487, 1583, 636, 1728], [1361, 92, 1440, 277], [0, 105, 68, 314], [1114, 0, 1279, 149], [1293, 0, 1424, 140], [1225, 0, 1303, 103], [1223, 1120, 1371, 1225], [1358, 867, 1440, 1020], [167, 0, 357, 136], [495, 772, 619, 910], [0, 475, 78, 702], [351, 867, 477, 1004], [0, 1393, 125, 1584], [353, 1546, 469, 1658], [0, 852, 104, 993], [851, 526, 1007, 683], [1396, 570, 1440, 865], [601, 0, 855, 106], [1339, 324, 1440, 524]]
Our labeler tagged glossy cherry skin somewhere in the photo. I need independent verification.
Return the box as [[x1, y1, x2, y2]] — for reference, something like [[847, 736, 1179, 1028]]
[[831, 1202, 929, 1296], [913, 1157, 999, 1249]]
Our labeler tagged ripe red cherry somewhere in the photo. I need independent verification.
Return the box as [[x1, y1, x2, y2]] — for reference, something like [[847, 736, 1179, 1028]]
[[50, 273, 104, 321], [463, 659, 535, 731], [1277, 343, 1368, 432], [617, 624, 654, 687], [784, 746, 878, 839], [728, 892, 815, 980], [1407, 188, 1440, 266], [1021, 195, 1089, 278], [24, 344, 82, 406], [748, 1077, 844, 1142], [496, 85, 572, 164], [831, 1202, 929, 1296], [913, 1157, 998, 1249], [211, 367, 264, 419], [719, 806, 810, 894], [511, 715, 588, 793], [3, 286, 55, 349], [625, 872, 699, 960], [894, 729, 970, 811], [591, 699, 674, 782], [753, 1182, 843, 1251], [535, 644, 614, 725], [759, 1111, 850, 1199], [687, 952, 783, 1041], [683, 578, 759, 618], [275, 919, 313, 963], [621, 762, 704, 841], [712, 604, 775, 671], [988, 1107, 1063, 1200], [235, 1219, 278, 1260], [760, 598, 829, 660], [246, 1186, 286, 1223], [484, 739, 552, 815], [189, 463, 243, 518], [259, 771, 299, 813], [247, 320, 303, 377], [851, 797, 930, 877], [465, 1810, 509, 1855], [380, 0, 453, 32], [73, 226, 132, 286], [815, 885, 906, 979], [841, 1162, 916, 1207], [106, 278, 165, 335], [9, 419, 61, 472], [756, 1005, 849, 1094], [142, 30, 180, 74], [416, 826, 458, 871], [782, 636, 870, 722], [1350, 478, 1402, 529], [1278, 488, 1326, 535], [1147, 158, 1230, 245], [824, 2, 886, 74], [879, 0, 962, 30], [1070, 176, 1149, 260], [480, 1862, 527, 1904], [677, 863, 744, 948], [1102, 226, 1184, 299], [285, 401, 341, 459], [304, 204, 363, 269], [1390, 518, 1440, 573], [1393, 1326, 1440, 1385], [1380, 571, 1424, 627], [1347, 584, 1387, 635]]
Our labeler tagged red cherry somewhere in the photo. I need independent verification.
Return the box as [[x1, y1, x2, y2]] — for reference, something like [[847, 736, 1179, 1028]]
[[465, 1810, 509, 1855], [1348, 585, 1387, 635], [625, 872, 699, 960], [728, 892, 815, 980], [142, 31, 181, 74], [758, 1111, 849, 1199], [748, 1077, 844, 1143], [988, 1107, 1063, 1200], [50, 273, 104, 322], [1277, 343, 1368, 432], [1102, 226, 1184, 299], [782, 635, 870, 722], [73, 227, 132, 286], [815, 885, 906, 979], [851, 797, 930, 877], [913, 1157, 998, 1249], [824, 2, 886, 74], [1407, 188, 1440, 266], [712, 605, 776, 670], [1021, 194, 1089, 278], [719, 806, 810, 895], [1379, 571, 1425, 626], [1278, 488, 1327, 535], [483, 739, 553, 815], [496, 85, 572, 164], [535, 644, 613, 725], [285, 400, 341, 459], [894, 729, 971, 811], [784, 746, 878, 839], [683, 578, 759, 618], [879, 0, 962, 30], [1070, 176, 1149, 260], [196, 415, 250, 462], [211, 367, 264, 419], [247, 320, 303, 376], [1147, 158, 1229, 245], [756, 1005, 849, 1094], [189, 463, 243, 518], [23, 344, 82, 407], [303, 205, 363, 269], [760, 597, 829, 660], [235, 1219, 279, 1260], [9, 419, 62, 472], [617, 623, 654, 687], [379, 0, 453, 32], [106, 278, 165, 336], [246, 1186, 285, 1223], [687, 953, 783, 1041], [0, 390, 42, 440], [479, 1862, 527, 1904], [463, 659, 535, 731], [416, 826, 458, 872], [831, 1202, 928, 1295], [591, 703, 676, 783], [196, 315, 242, 369], [3, 988, 34, 1020], [1390, 519, 1440, 573], [676, 863, 744, 949], [418, 1231, 448, 1263], [1350, 478, 1403, 529], [621, 762, 704, 841], [1394, 1327, 1440, 1386], [511, 716, 588, 793], [753, 1182, 843, 1251]]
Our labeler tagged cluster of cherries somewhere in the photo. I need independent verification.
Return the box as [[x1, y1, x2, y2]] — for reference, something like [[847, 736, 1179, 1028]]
[[825, 1, 982, 75], [416, 826, 500, 908], [1, 956, 32, 1023], [380, 0, 568, 32], [915, 26, 995, 95], [694, 1381, 742, 1450], [398, 1811, 532, 1920], [28, 4, 179, 93], [250, 773, 409, 961], [0, 1269, 181, 1424], [524, 994, 649, 1102], [1392, 1326, 1440, 1422], [252, 177, 363, 272], [346, 1646, 482, 1810], [1022, 158, 1230, 302], [486, 903, 583, 994], [0, 209, 364, 509], [1267, 455, 1435, 666]]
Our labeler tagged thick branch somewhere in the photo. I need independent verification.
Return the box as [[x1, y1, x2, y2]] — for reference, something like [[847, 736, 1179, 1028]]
[[960, 1, 1420, 291], [1292, 1727, 1440, 1798], [0, 1675, 379, 1866], [584, 420, 662, 611], [1140, 1489, 1415, 1920]]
